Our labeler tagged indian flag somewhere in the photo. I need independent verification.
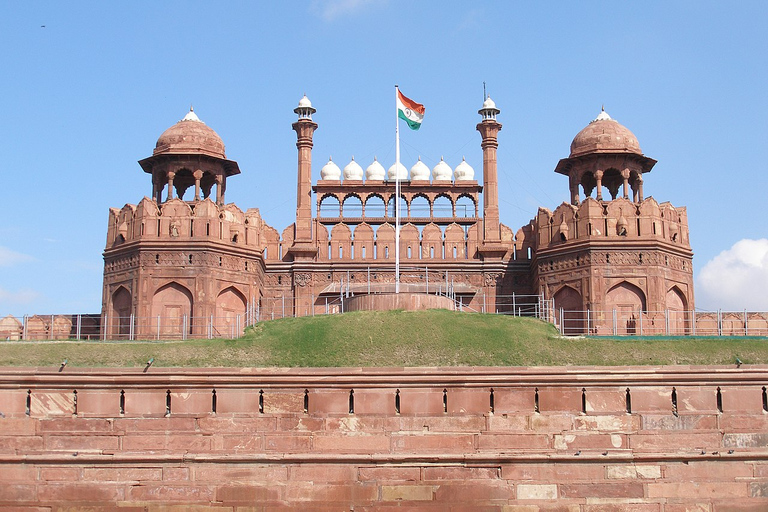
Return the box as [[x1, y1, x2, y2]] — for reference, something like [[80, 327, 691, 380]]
[[397, 89, 425, 131]]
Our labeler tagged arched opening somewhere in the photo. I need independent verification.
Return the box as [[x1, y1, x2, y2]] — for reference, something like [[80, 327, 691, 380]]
[[151, 282, 193, 339], [666, 287, 688, 335], [200, 171, 216, 200], [173, 168, 194, 200], [433, 195, 453, 218], [364, 195, 386, 218], [319, 195, 341, 218], [553, 286, 585, 335], [601, 168, 623, 200], [111, 286, 132, 338], [386, 195, 408, 218], [410, 194, 430, 218], [342, 194, 363, 217], [455, 195, 476, 218], [606, 281, 646, 335], [580, 172, 597, 200], [215, 287, 247, 338]]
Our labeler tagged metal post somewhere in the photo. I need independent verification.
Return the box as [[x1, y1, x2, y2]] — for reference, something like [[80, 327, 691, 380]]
[[76, 314, 81, 340], [745, 310, 748, 336], [560, 307, 564, 335], [426, 266, 429, 294], [691, 310, 696, 336], [130, 313, 135, 341], [482, 292, 486, 314], [50, 314, 54, 340], [209, 315, 214, 339], [612, 309, 617, 336], [325, 297, 328, 315], [156, 315, 160, 341], [182, 315, 187, 340], [587, 309, 591, 335], [512, 293, 516, 316], [639, 310, 643, 336], [281, 294, 285, 318], [367, 266, 371, 294], [99, 313, 104, 341], [718, 310, 722, 336], [665, 309, 669, 336], [237, 314, 241, 336]]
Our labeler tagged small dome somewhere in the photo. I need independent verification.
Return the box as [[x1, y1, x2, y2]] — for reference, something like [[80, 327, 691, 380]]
[[410, 157, 430, 180], [432, 157, 453, 180], [365, 157, 386, 180], [569, 108, 642, 158], [154, 108, 226, 159], [298, 95, 313, 109], [320, 157, 341, 180], [454, 157, 475, 181], [388, 162, 408, 180], [343, 157, 364, 180], [482, 96, 497, 110]]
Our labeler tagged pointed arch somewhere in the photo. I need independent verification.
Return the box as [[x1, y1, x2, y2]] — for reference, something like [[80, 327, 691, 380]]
[[666, 286, 689, 335], [606, 281, 646, 335], [151, 282, 193, 339], [553, 285, 585, 335], [215, 286, 247, 338], [110, 286, 132, 338]]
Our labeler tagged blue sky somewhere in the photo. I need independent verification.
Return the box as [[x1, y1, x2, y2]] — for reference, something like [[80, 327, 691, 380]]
[[1, 1, 766, 315]]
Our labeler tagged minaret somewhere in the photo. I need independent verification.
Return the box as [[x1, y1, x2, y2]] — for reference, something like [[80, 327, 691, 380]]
[[292, 95, 317, 245], [476, 96, 504, 252]]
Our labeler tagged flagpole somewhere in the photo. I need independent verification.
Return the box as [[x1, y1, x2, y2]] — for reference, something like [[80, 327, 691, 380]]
[[394, 85, 401, 294]]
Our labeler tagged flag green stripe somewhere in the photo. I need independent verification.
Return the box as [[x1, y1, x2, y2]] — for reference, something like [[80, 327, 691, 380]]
[[398, 109, 422, 131]]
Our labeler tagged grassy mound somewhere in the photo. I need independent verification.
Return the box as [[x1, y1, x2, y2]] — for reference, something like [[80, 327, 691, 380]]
[[0, 309, 766, 368]]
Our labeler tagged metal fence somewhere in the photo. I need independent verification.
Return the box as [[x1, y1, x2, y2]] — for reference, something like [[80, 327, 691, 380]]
[[557, 309, 768, 337]]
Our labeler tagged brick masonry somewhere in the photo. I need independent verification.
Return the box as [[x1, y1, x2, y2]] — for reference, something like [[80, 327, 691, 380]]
[[0, 365, 766, 510]]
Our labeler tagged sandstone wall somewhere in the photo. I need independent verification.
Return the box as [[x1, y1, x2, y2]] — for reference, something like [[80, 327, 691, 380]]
[[0, 366, 767, 510]]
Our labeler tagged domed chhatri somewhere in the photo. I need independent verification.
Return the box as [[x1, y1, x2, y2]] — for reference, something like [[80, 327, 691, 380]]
[[569, 108, 642, 158], [454, 157, 475, 181], [342, 157, 364, 180], [154, 107, 227, 159], [320, 157, 341, 180], [365, 157, 386, 181], [410, 157, 430, 181]]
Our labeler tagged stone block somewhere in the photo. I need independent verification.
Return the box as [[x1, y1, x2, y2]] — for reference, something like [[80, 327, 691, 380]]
[[30, 391, 74, 417], [45, 434, 119, 452], [631, 432, 721, 452], [605, 464, 661, 479], [83, 467, 163, 482], [493, 388, 536, 414], [422, 466, 500, 481], [391, 433, 475, 452], [585, 388, 627, 413], [478, 433, 550, 451], [720, 413, 768, 431], [516, 483, 558, 499], [487, 414, 529, 431], [630, 387, 674, 413], [39, 467, 82, 481], [122, 434, 211, 452], [353, 389, 397, 415], [530, 413, 574, 432], [198, 416, 277, 433], [0, 390, 28, 416], [217, 434, 263, 452], [553, 433, 627, 451], [502, 462, 605, 482], [723, 432, 768, 449], [283, 482, 378, 503], [264, 433, 311, 452], [399, 389, 445, 416], [262, 391, 304, 415], [560, 482, 645, 498], [677, 386, 719, 413], [663, 460, 752, 481], [641, 414, 718, 430], [123, 390, 167, 417], [720, 387, 764, 413], [75, 390, 121, 417], [647, 482, 748, 498], [312, 434, 390, 453], [380, 484, 435, 501], [308, 389, 350, 415], [447, 388, 492, 414], [216, 484, 281, 503], [433, 481, 512, 501], [170, 389, 213, 415], [396, 415, 486, 432], [537, 387, 582, 412], [357, 466, 421, 482], [574, 415, 641, 432], [38, 483, 125, 502], [126, 483, 215, 502], [38, 417, 114, 433], [214, 389, 261, 414]]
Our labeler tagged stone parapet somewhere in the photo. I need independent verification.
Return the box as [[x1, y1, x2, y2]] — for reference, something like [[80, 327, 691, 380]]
[[0, 365, 767, 509]]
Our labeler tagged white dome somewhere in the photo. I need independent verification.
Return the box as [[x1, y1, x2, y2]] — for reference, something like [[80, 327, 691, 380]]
[[320, 157, 341, 180], [365, 157, 386, 180], [410, 157, 430, 180], [482, 96, 497, 110], [343, 157, 364, 180], [298, 95, 313, 108], [388, 162, 408, 180], [432, 157, 453, 181], [594, 107, 612, 122], [181, 107, 203, 123], [454, 157, 475, 181]]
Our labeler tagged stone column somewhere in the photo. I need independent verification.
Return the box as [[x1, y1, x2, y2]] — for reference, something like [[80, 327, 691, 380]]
[[595, 170, 603, 201], [637, 176, 644, 202], [292, 118, 318, 242], [569, 174, 580, 205], [476, 119, 502, 243], [167, 171, 175, 200], [193, 170, 203, 201], [622, 169, 630, 199], [215, 175, 223, 205]]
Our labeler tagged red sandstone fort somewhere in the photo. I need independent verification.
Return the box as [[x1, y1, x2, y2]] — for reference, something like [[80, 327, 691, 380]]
[[97, 96, 696, 339]]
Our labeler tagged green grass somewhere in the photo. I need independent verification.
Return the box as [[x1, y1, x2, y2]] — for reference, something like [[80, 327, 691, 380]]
[[0, 309, 766, 368]]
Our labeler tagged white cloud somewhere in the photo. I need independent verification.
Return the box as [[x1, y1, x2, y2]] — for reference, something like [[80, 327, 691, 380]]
[[696, 238, 768, 311], [310, 0, 383, 21], [0, 246, 33, 267]]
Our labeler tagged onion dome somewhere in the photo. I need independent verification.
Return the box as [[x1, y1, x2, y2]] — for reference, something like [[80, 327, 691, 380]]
[[432, 157, 453, 180], [569, 108, 642, 158], [320, 157, 341, 180], [365, 157, 386, 180], [454, 157, 475, 180], [342, 156, 364, 180], [388, 162, 408, 180], [410, 157, 430, 180], [153, 107, 226, 159]]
